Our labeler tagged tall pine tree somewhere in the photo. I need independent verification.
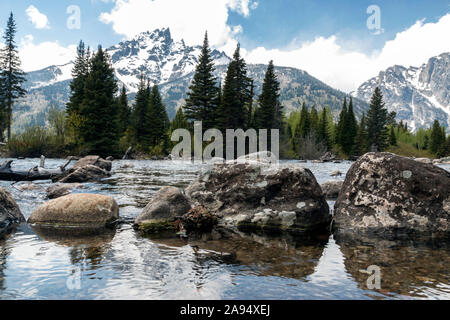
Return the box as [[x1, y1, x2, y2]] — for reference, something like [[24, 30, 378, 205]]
[[342, 97, 358, 155], [354, 114, 368, 156], [117, 85, 130, 136], [366, 87, 388, 151], [130, 74, 151, 149], [336, 97, 348, 147], [184, 32, 219, 130], [148, 85, 170, 150], [79, 46, 119, 157], [0, 13, 26, 141], [430, 120, 445, 154]]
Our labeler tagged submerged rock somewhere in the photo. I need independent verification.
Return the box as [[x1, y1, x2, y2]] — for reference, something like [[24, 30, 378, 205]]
[[321, 181, 344, 200], [28, 193, 119, 228], [134, 186, 192, 227], [334, 152, 450, 238], [186, 162, 330, 233], [73, 155, 112, 172], [53, 165, 111, 183], [46, 183, 84, 199], [0, 188, 25, 237]]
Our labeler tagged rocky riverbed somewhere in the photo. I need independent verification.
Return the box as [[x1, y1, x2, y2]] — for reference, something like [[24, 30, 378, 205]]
[[0, 156, 449, 299]]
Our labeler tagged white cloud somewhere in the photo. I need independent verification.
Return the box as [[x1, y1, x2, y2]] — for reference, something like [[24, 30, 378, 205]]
[[19, 35, 76, 72], [25, 5, 50, 29], [99, 0, 257, 54], [245, 14, 450, 92]]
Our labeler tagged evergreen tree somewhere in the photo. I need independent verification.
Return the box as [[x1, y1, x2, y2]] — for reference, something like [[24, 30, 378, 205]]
[[170, 107, 189, 135], [148, 85, 169, 149], [117, 85, 130, 136], [310, 106, 319, 135], [342, 97, 358, 155], [354, 114, 369, 156], [389, 126, 397, 146], [336, 98, 348, 147], [293, 103, 310, 145], [437, 136, 450, 158], [217, 44, 252, 131], [184, 32, 219, 130], [366, 87, 388, 151], [317, 108, 330, 149], [430, 120, 445, 154], [130, 74, 151, 148], [255, 61, 281, 130], [79, 46, 119, 157], [0, 13, 26, 141]]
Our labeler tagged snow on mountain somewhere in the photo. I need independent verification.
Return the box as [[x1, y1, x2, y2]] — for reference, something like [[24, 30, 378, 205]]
[[353, 52, 450, 132]]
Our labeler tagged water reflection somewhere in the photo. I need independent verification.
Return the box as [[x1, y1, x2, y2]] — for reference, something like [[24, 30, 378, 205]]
[[335, 235, 450, 299]]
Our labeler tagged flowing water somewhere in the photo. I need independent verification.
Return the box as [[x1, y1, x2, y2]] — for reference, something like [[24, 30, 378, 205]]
[[0, 158, 449, 300]]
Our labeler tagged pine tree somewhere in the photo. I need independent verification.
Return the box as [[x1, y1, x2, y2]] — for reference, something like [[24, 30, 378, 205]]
[[217, 44, 252, 131], [170, 107, 189, 135], [0, 13, 26, 141], [310, 106, 319, 135], [430, 120, 445, 154], [117, 85, 130, 136], [148, 85, 169, 149], [79, 46, 119, 157], [130, 74, 151, 148], [389, 126, 397, 146], [354, 114, 368, 156], [366, 87, 388, 151], [66, 41, 90, 145], [317, 108, 330, 149], [336, 98, 348, 147], [184, 32, 219, 130], [342, 97, 358, 155], [294, 103, 310, 139], [437, 136, 450, 158], [255, 60, 281, 130]]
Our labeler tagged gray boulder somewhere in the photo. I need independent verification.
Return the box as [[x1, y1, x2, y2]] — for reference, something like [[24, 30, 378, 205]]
[[0, 188, 25, 237], [134, 186, 192, 225], [334, 152, 450, 238], [321, 181, 344, 200], [186, 162, 330, 233]]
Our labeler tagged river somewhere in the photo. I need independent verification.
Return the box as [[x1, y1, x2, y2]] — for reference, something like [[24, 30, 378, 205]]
[[0, 158, 449, 300]]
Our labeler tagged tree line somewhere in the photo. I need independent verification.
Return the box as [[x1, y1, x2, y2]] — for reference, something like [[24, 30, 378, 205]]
[[0, 15, 449, 160]]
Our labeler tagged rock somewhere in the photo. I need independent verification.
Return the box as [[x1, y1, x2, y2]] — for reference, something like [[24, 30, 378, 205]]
[[441, 156, 450, 162], [134, 186, 192, 226], [321, 181, 344, 200], [105, 156, 114, 161], [334, 152, 450, 238], [235, 151, 278, 164], [18, 183, 43, 191], [433, 159, 442, 164], [311, 160, 324, 164], [120, 163, 135, 169], [186, 162, 330, 233], [330, 170, 343, 177], [53, 165, 111, 183], [181, 206, 218, 233], [320, 152, 336, 162], [415, 157, 432, 164], [0, 188, 25, 237], [73, 155, 112, 172], [46, 183, 84, 199], [28, 193, 119, 227]]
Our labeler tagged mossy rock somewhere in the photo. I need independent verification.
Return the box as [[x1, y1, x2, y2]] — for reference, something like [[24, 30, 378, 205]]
[[138, 220, 176, 235]]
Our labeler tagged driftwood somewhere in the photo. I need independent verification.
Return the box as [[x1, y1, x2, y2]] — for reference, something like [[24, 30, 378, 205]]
[[123, 146, 132, 160], [0, 157, 75, 182]]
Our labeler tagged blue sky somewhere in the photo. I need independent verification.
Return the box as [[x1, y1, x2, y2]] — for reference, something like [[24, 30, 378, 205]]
[[1, 0, 449, 91]]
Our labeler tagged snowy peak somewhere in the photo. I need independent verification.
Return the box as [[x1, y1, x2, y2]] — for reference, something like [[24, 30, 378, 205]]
[[107, 28, 231, 91], [353, 52, 450, 132]]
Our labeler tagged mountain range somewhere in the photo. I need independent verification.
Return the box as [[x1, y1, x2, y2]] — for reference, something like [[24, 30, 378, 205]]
[[14, 28, 450, 133], [353, 52, 450, 132]]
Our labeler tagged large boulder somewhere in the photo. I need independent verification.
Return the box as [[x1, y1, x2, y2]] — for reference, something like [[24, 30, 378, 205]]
[[186, 162, 330, 233], [53, 165, 111, 183], [73, 156, 112, 172], [334, 153, 450, 238], [28, 193, 119, 228], [0, 188, 25, 237], [321, 181, 344, 200], [134, 186, 192, 227]]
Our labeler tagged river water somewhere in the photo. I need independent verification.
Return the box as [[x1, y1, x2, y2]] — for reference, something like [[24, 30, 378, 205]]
[[0, 158, 449, 300]]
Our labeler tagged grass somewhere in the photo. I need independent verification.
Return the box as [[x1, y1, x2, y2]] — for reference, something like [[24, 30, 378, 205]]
[[386, 142, 435, 159]]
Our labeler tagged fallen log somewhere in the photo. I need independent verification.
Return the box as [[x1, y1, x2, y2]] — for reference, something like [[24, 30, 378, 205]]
[[0, 157, 74, 182]]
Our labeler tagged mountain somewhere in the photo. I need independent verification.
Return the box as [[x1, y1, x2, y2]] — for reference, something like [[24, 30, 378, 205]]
[[13, 28, 368, 131], [353, 52, 450, 132]]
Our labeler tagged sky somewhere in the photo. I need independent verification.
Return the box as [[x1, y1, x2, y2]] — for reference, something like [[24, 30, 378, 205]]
[[0, 0, 449, 92]]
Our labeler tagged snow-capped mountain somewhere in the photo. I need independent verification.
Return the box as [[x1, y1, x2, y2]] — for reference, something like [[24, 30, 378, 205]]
[[353, 52, 450, 132], [14, 27, 369, 131]]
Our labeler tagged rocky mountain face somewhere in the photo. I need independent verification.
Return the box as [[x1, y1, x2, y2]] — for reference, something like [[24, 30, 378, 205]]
[[353, 52, 450, 132], [14, 28, 368, 131]]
